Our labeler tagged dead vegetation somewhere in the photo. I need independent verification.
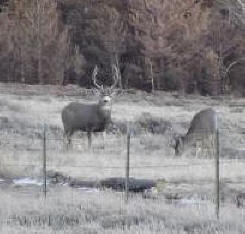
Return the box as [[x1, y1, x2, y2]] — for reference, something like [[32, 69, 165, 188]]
[[0, 185, 245, 233], [0, 83, 244, 232]]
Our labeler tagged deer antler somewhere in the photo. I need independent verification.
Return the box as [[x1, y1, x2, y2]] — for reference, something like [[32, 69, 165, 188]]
[[111, 64, 119, 90], [92, 66, 102, 90]]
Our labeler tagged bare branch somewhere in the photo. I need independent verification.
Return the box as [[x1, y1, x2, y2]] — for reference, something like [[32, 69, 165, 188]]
[[92, 66, 102, 90], [111, 64, 119, 90], [225, 60, 238, 75]]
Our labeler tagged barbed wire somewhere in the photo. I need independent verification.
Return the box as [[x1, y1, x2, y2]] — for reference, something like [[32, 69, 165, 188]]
[[0, 123, 244, 175], [1, 160, 245, 170], [0, 127, 243, 137], [0, 133, 244, 143]]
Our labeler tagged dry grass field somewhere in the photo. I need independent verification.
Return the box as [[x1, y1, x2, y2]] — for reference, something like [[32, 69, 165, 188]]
[[1, 185, 245, 234], [0, 83, 244, 233]]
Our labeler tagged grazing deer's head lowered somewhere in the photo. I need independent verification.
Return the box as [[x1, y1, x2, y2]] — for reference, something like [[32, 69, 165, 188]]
[[174, 108, 218, 157], [61, 65, 119, 149]]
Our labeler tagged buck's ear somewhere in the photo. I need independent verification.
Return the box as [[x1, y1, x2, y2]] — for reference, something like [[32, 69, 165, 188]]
[[92, 88, 100, 96]]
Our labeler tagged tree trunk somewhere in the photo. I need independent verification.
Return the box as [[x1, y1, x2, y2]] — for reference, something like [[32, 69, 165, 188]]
[[149, 59, 155, 94], [115, 54, 122, 89], [37, 0, 43, 84]]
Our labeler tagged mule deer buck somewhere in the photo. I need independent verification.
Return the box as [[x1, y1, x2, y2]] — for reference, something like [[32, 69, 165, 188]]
[[62, 65, 119, 149], [174, 108, 218, 157]]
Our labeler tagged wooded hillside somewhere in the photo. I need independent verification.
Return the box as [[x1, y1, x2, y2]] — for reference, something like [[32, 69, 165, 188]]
[[0, 0, 244, 96]]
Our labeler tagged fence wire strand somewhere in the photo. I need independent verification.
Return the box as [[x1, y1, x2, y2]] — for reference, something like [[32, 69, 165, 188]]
[[0, 129, 244, 170], [1, 160, 243, 170]]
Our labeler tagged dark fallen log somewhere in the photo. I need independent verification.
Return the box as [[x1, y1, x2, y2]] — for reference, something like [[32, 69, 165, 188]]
[[47, 171, 159, 193], [69, 177, 157, 192], [99, 177, 156, 192], [69, 180, 98, 189]]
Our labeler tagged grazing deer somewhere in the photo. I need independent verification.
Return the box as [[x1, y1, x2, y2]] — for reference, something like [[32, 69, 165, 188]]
[[174, 108, 218, 156], [62, 65, 119, 149]]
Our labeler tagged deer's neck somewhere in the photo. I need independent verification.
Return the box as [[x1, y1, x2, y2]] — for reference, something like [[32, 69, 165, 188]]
[[97, 104, 111, 121]]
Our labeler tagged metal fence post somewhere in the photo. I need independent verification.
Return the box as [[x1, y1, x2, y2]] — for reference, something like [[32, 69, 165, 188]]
[[125, 123, 130, 203], [215, 128, 220, 219], [43, 124, 47, 199]]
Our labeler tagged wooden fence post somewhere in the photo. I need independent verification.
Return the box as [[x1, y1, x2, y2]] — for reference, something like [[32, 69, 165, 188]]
[[215, 128, 220, 219], [43, 124, 47, 199], [125, 123, 130, 202]]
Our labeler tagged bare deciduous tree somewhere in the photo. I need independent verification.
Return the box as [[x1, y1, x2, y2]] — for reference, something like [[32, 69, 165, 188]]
[[4, 0, 70, 84]]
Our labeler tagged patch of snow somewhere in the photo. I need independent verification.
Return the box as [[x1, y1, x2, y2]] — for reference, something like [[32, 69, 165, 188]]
[[76, 187, 99, 193], [175, 198, 209, 207], [13, 177, 44, 186]]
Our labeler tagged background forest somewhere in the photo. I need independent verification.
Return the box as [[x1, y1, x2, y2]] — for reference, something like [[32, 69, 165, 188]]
[[0, 0, 245, 96]]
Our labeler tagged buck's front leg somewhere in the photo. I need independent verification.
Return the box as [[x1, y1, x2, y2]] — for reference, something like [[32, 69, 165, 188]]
[[87, 132, 92, 149]]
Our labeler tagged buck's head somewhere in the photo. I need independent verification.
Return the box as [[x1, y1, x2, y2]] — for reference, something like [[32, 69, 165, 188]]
[[92, 65, 119, 111]]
